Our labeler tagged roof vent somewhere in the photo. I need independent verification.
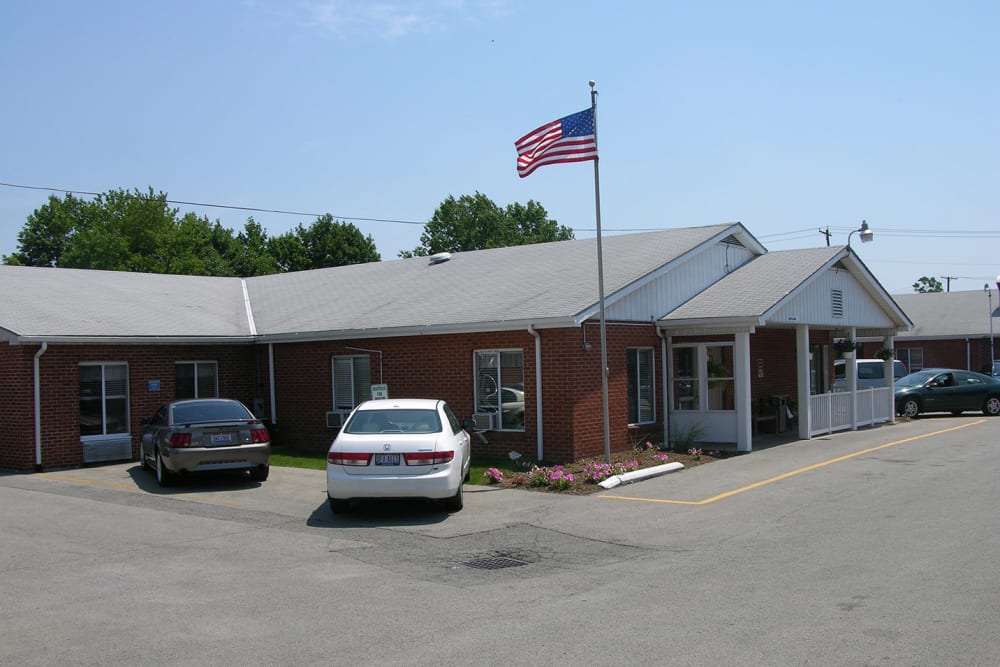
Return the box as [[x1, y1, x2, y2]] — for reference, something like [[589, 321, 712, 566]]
[[428, 252, 452, 265]]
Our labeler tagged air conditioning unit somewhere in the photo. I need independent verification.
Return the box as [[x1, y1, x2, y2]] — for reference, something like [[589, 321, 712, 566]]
[[326, 410, 352, 429], [472, 412, 499, 431]]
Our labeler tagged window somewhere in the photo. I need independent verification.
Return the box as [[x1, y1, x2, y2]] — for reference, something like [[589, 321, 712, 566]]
[[897, 347, 922, 372], [672, 344, 736, 412], [627, 347, 654, 424], [672, 346, 698, 411], [175, 361, 218, 399], [332, 356, 372, 411], [475, 350, 524, 430], [80, 363, 129, 436], [706, 345, 735, 410]]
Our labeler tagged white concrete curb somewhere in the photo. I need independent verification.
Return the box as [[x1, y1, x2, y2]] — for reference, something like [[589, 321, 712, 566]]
[[597, 461, 685, 489]]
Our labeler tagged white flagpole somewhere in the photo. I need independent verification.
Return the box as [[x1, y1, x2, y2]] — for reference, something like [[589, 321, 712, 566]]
[[589, 81, 611, 464]]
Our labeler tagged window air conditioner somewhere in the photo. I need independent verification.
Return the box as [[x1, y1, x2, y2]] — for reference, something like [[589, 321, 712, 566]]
[[326, 410, 351, 429], [472, 412, 499, 431]]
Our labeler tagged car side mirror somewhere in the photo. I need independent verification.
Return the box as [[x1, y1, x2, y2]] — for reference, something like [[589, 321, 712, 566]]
[[463, 418, 476, 430]]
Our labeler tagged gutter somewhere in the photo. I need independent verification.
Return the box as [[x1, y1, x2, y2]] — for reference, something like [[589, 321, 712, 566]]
[[34, 341, 47, 471], [528, 325, 543, 461]]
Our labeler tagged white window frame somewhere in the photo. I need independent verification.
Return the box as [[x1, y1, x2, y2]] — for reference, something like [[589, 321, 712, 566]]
[[627, 347, 655, 425], [671, 343, 736, 413], [474, 349, 525, 431], [332, 355, 371, 411], [79, 362, 130, 437], [174, 361, 218, 399]]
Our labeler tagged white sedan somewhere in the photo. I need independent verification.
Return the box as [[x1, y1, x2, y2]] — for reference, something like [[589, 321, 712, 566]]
[[326, 399, 472, 513]]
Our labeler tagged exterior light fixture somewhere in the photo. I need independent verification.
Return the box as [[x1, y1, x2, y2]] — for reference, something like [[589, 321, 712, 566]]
[[847, 220, 874, 247]]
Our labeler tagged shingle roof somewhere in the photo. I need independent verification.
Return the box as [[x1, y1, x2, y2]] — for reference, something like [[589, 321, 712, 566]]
[[663, 247, 844, 322], [891, 290, 998, 338], [0, 266, 252, 341], [0, 224, 742, 343], [245, 224, 740, 337]]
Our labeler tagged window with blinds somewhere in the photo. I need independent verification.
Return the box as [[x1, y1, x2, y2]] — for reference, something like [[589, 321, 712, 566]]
[[627, 347, 655, 424], [79, 363, 129, 436], [332, 356, 372, 411]]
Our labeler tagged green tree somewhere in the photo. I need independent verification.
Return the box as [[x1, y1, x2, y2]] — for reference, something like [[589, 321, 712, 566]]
[[400, 192, 573, 258], [268, 214, 380, 272], [912, 276, 943, 293], [3, 193, 94, 266], [227, 218, 279, 277]]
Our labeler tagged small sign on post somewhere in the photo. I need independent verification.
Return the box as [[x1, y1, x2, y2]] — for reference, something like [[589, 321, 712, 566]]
[[370, 384, 389, 400]]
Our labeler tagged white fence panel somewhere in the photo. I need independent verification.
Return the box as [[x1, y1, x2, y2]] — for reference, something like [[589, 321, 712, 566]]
[[810, 387, 893, 437]]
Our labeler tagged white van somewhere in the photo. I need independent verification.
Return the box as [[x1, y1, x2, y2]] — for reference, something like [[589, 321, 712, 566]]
[[833, 358, 908, 391]]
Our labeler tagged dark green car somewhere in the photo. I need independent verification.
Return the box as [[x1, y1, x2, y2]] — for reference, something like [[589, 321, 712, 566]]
[[894, 369, 1000, 418]]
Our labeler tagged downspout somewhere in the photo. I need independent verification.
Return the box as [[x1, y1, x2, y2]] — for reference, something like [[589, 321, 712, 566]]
[[34, 341, 48, 471], [657, 328, 671, 449], [268, 343, 277, 427], [528, 325, 543, 461]]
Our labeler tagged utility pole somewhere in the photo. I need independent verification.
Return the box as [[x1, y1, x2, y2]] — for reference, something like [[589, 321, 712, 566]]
[[818, 228, 832, 246], [941, 276, 957, 292]]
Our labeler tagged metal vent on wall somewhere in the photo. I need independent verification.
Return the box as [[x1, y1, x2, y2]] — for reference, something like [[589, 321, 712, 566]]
[[831, 289, 844, 318]]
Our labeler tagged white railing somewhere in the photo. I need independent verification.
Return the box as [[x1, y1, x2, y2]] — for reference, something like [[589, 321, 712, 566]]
[[809, 387, 893, 437]]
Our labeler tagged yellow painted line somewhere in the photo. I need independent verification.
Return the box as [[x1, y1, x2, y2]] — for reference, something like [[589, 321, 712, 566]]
[[36, 473, 239, 506], [600, 420, 987, 506]]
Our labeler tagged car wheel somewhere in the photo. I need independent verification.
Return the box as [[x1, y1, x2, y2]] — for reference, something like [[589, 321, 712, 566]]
[[249, 464, 269, 482], [328, 497, 350, 514], [138, 445, 149, 471], [900, 398, 921, 418], [983, 396, 1000, 416], [155, 450, 176, 487], [443, 483, 464, 512]]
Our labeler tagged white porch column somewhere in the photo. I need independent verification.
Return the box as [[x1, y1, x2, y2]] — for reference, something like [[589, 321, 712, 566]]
[[735, 331, 751, 452], [848, 326, 858, 430], [796, 324, 811, 439], [885, 333, 896, 424]]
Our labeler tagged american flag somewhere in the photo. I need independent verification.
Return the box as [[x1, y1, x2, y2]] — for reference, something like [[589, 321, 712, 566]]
[[515, 107, 597, 178]]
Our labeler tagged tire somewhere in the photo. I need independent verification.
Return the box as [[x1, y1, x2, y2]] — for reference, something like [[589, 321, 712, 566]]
[[328, 497, 350, 514], [249, 464, 269, 482], [899, 398, 921, 418], [443, 483, 464, 512], [138, 445, 150, 471], [983, 396, 1000, 417], [156, 450, 176, 487]]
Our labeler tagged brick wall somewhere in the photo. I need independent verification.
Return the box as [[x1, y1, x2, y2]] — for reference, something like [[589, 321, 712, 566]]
[[0, 342, 261, 472]]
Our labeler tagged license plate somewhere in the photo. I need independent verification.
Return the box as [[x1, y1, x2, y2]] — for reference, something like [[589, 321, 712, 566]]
[[210, 433, 233, 445], [374, 453, 399, 465]]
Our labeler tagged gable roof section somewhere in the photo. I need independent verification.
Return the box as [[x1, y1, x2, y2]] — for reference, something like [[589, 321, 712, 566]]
[[660, 246, 912, 334], [246, 223, 753, 340], [891, 290, 996, 339], [0, 266, 253, 344]]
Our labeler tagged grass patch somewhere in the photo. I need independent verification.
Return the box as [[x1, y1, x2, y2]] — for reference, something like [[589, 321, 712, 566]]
[[270, 446, 520, 481], [269, 446, 326, 470]]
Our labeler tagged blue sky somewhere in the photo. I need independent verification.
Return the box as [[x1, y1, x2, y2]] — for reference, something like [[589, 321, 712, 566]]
[[2, 0, 998, 295]]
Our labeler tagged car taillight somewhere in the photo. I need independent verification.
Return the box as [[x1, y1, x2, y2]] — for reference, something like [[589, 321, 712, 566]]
[[328, 451, 371, 466], [169, 433, 191, 448], [250, 427, 269, 443], [404, 451, 455, 466]]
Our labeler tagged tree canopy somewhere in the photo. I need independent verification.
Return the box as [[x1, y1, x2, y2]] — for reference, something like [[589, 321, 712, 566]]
[[912, 276, 944, 293], [2, 188, 379, 275], [400, 192, 573, 257]]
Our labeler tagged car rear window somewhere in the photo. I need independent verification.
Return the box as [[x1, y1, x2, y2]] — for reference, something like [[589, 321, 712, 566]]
[[345, 409, 442, 434], [172, 401, 252, 424]]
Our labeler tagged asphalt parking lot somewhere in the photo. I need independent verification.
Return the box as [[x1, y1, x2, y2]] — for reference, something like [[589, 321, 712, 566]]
[[3, 416, 999, 666]]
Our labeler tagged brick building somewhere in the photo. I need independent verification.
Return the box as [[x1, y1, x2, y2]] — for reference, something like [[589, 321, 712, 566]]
[[0, 223, 911, 472]]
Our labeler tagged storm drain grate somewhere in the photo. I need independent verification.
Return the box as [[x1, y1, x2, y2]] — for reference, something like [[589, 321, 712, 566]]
[[462, 556, 528, 570]]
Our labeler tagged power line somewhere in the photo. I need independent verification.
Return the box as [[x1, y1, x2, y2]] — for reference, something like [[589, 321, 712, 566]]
[[0, 181, 426, 226]]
